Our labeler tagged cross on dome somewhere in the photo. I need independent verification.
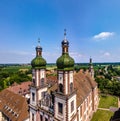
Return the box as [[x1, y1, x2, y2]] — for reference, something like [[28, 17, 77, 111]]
[[38, 38, 40, 46], [64, 29, 67, 39]]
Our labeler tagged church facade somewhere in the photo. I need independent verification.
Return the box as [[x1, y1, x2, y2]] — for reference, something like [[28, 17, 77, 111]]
[[29, 31, 99, 121]]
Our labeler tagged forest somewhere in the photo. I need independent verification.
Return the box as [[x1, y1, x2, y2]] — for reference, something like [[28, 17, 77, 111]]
[[75, 63, 120, 96], [0, 64, 32, 90]]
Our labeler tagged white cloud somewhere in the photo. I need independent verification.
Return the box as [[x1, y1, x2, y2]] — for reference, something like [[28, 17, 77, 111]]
[[103, 52, 111, 57], [70, 52, 83, 58], [0, 50, 30, 55], [93, 32, 115, 40]]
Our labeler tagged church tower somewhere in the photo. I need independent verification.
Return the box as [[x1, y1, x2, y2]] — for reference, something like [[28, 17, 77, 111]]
[[54, 30, 77, 121], [30, 40, 48, 121], [89, 57, 94, 79]]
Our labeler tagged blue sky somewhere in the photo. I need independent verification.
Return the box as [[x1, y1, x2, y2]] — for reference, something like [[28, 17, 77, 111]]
[[0, 0, 120, 63]]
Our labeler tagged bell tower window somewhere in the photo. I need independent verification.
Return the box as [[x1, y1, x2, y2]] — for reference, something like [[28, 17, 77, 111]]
[[33, 79, 35, 85], [40, 78, 44, 86], [32, 92, 35, 102], [70, 82, 73, 93], [59, 83, 63, 93]]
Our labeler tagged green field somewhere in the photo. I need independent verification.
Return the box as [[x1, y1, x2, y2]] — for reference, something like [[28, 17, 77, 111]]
[[1, 65, 31, 73], [99, 95, 118, 108], [46, 65, 57, 70], [91, 109, 113, 121]]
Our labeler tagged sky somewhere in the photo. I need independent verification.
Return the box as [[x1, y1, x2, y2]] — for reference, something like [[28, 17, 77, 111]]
[[0, 0, 120, 63]]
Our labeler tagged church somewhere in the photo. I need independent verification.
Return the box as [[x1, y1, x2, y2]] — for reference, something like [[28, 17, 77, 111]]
[[29, 30, 99, 121]]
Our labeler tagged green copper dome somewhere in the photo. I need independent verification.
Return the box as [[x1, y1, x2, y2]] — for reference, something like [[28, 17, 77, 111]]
[[31, 56, 46, 69], [31, 43, 46, 69], [56, 53, 74, 70]]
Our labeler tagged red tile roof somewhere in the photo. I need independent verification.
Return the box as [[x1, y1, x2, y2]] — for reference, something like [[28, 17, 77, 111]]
[[47, 70, 97, 107], [7, 81, 32, 96], [0, 89, 29, 121], [74, 71, 97, 106]]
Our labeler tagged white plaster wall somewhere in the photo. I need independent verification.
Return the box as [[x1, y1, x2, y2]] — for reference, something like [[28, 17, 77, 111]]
[[30, 108, 36, 121], [65, 72, 68, 94], [38, 87, 47, 100], [54, 97, 66, 120], [24, 118, 29, 121], [36, 70, 39, 86], [78, 92, 93, 121], [0, 111, 2, 121], [40, 69, 45, 78], [69, 71, 73, 83], [32, 69, 35, 78], [94, 87, 99, 111], [68, 94, 77, 121]]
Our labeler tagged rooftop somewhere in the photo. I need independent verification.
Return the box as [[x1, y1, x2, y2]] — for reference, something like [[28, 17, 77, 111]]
[[0, 89, 29, 121]]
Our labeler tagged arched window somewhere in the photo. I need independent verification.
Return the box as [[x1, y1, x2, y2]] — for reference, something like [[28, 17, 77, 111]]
[[40, 78, 44, 86], [70, 82, 73, 93], [59, 83, 63, 93], [33, 79, 35, 85]]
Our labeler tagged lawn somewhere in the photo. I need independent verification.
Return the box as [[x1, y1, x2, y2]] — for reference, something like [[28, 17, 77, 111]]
[[91, 109, 113, 121], [98, 95, 118, 108]]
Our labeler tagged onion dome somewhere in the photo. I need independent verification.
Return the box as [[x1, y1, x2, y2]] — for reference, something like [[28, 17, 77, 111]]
[[56, 29, 74, 70], [31, 39, 46, 69], [57, 53, 74, 70]]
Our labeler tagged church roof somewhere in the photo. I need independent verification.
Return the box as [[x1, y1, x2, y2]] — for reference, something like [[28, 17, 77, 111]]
[[0, 89, 29, 121], [7, 81, 31, 96], [74, 70, 97, 106], [47, 70, 97, 107]]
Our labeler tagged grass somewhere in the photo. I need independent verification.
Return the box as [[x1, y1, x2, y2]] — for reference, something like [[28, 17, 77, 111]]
[[91, 95, 118, 121], [98, 95, 118, 108], [91, 109, 113, 121]]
